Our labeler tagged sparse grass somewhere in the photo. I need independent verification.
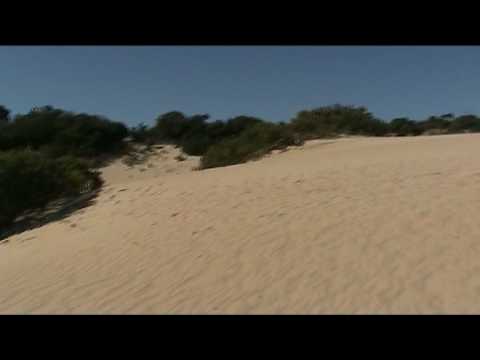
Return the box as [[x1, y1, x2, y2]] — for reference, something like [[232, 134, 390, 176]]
[[121, 143, 155, 167]]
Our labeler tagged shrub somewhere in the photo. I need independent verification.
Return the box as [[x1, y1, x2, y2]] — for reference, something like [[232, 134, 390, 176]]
[[181, 133, 213, 155], [129, 123, 150, 143], [448, 115, 480, 133], [290, 104, 388, 138], [417, 116, 451, 133], [0, 107, 128, 158], [151, 112, 207, 142], [389, 118, 422, 136], [149, 112, 267, 156], [217, 116, 264, 138], [200, 123, 300, 169], [181, 115, 266, 156], [0, 150, 99, 229], [0, 105, 10, 126]]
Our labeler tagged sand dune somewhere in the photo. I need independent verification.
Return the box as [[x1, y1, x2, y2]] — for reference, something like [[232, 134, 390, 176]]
[[2, 134, 480, 314]]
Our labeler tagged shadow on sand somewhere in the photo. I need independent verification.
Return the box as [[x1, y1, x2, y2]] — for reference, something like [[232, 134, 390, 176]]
[[0, 187, 102, 244], [0, 148, 142, 244]]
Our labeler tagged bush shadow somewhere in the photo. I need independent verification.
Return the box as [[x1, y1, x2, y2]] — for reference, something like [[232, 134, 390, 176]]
[[0, 186, 102, 243]]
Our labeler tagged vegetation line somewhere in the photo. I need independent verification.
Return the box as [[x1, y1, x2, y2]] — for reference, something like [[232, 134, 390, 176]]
[[1, 103, 479, 233]]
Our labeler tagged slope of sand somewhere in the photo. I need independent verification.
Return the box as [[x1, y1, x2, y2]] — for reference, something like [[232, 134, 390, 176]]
[[2, 134, 480, 314], [100, 144, 200, 185]]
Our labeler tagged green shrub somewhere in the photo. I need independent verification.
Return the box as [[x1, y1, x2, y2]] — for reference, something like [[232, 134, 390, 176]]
[[0, 150, 99, 229], [151, 112, 207, 142], [389, 118, 422, 136], [200, 123, 300, 169], [448, 115, 480, 133], [148, 112, 268, 156], [417, 116, 451, 133], [0, 107, 128, 158], [290, 104, 388, 138], [129, 123, 150, 143], [181, 133, 214, 155], [0, 105, 10, 126]]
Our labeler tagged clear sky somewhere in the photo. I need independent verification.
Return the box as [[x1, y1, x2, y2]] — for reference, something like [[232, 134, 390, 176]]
[[1, 46, 480, 126]]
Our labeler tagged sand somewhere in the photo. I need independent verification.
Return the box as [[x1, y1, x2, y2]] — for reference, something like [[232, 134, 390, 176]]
[[2, 134, 480, 314]]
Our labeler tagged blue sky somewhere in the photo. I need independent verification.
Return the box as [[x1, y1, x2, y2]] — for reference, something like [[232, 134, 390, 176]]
[[1, 46, 480, 126]]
